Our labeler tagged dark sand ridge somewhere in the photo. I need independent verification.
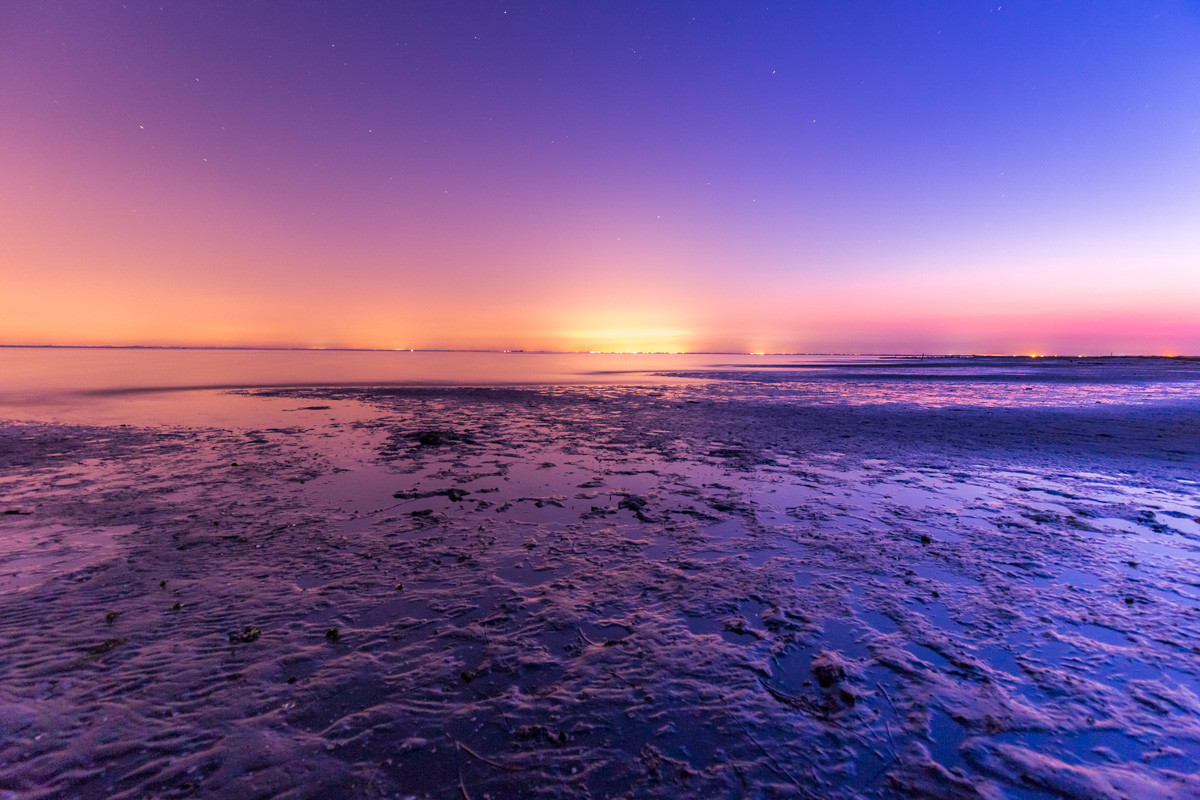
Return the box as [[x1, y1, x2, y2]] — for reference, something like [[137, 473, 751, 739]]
[[1, 367, 1199, 798]]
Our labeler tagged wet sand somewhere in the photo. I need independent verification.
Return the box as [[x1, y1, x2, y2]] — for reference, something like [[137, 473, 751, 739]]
[[2, 361, 1200, 799]]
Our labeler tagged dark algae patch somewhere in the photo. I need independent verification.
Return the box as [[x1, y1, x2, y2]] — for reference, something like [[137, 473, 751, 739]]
[[1, 361, 1199, 798]]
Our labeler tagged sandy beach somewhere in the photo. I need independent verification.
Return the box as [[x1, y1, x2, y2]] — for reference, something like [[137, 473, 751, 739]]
[[2, 358, 1199, 799]]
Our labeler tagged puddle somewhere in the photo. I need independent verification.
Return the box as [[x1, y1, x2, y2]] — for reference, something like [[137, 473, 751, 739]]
[[860, 609, 899, 635], [976, 644, 1024, 677], [1073, 622, 1128, 647], [928, 708, 967, 771]]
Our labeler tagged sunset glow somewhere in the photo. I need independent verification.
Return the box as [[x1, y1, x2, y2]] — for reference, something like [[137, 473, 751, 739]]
[[2, 3, 1198, 354]]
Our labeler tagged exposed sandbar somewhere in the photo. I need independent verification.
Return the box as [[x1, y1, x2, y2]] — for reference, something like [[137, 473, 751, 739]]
[[2, 370, 1199, 798]]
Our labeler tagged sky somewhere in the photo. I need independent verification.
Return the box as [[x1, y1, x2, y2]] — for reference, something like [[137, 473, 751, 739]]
[[2, 1, 1198, 354]]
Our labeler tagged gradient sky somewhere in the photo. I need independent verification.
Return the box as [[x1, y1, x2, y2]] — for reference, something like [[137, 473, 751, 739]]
[[3, 1, 1198, 354]]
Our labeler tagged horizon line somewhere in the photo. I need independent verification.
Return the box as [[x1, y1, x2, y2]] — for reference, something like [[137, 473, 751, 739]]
[[1, 344, 1194, 359]]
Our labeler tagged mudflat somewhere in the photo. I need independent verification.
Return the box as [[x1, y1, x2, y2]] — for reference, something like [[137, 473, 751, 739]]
[[2, 360, 1199, 799]]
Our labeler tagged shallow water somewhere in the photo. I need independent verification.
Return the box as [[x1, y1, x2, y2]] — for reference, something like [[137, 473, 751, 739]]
[[4, 348, 1198, 424], [1, 358, 1199, 798], [0, 348, 866, 415]]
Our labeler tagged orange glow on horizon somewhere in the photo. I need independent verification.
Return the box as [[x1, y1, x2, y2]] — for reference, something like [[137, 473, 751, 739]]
[[2, 150, 1198, 356], [3, 4, 1199, 357]]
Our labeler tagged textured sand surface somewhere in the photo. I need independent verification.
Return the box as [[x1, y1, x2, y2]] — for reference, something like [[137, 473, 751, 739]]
[[2, 362, 1199, 798]]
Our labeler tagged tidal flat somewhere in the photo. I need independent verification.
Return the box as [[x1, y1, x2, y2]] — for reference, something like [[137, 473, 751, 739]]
[[2, 358, 1199, 799]]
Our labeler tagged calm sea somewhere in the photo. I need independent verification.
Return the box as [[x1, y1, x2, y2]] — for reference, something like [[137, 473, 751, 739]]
[[4, 347, 1196, 427], [0, 347, 867, 426]]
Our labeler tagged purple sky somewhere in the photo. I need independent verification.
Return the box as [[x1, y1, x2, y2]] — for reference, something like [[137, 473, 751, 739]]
[[3, 2, 1199, 353]]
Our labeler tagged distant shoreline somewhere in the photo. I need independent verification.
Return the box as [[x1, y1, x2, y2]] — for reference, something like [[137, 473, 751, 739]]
[[0, 344, 1194, 359]]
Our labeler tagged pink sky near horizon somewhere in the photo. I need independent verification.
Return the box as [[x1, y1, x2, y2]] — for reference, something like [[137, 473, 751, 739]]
[[2, 3, 1198, 355]]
